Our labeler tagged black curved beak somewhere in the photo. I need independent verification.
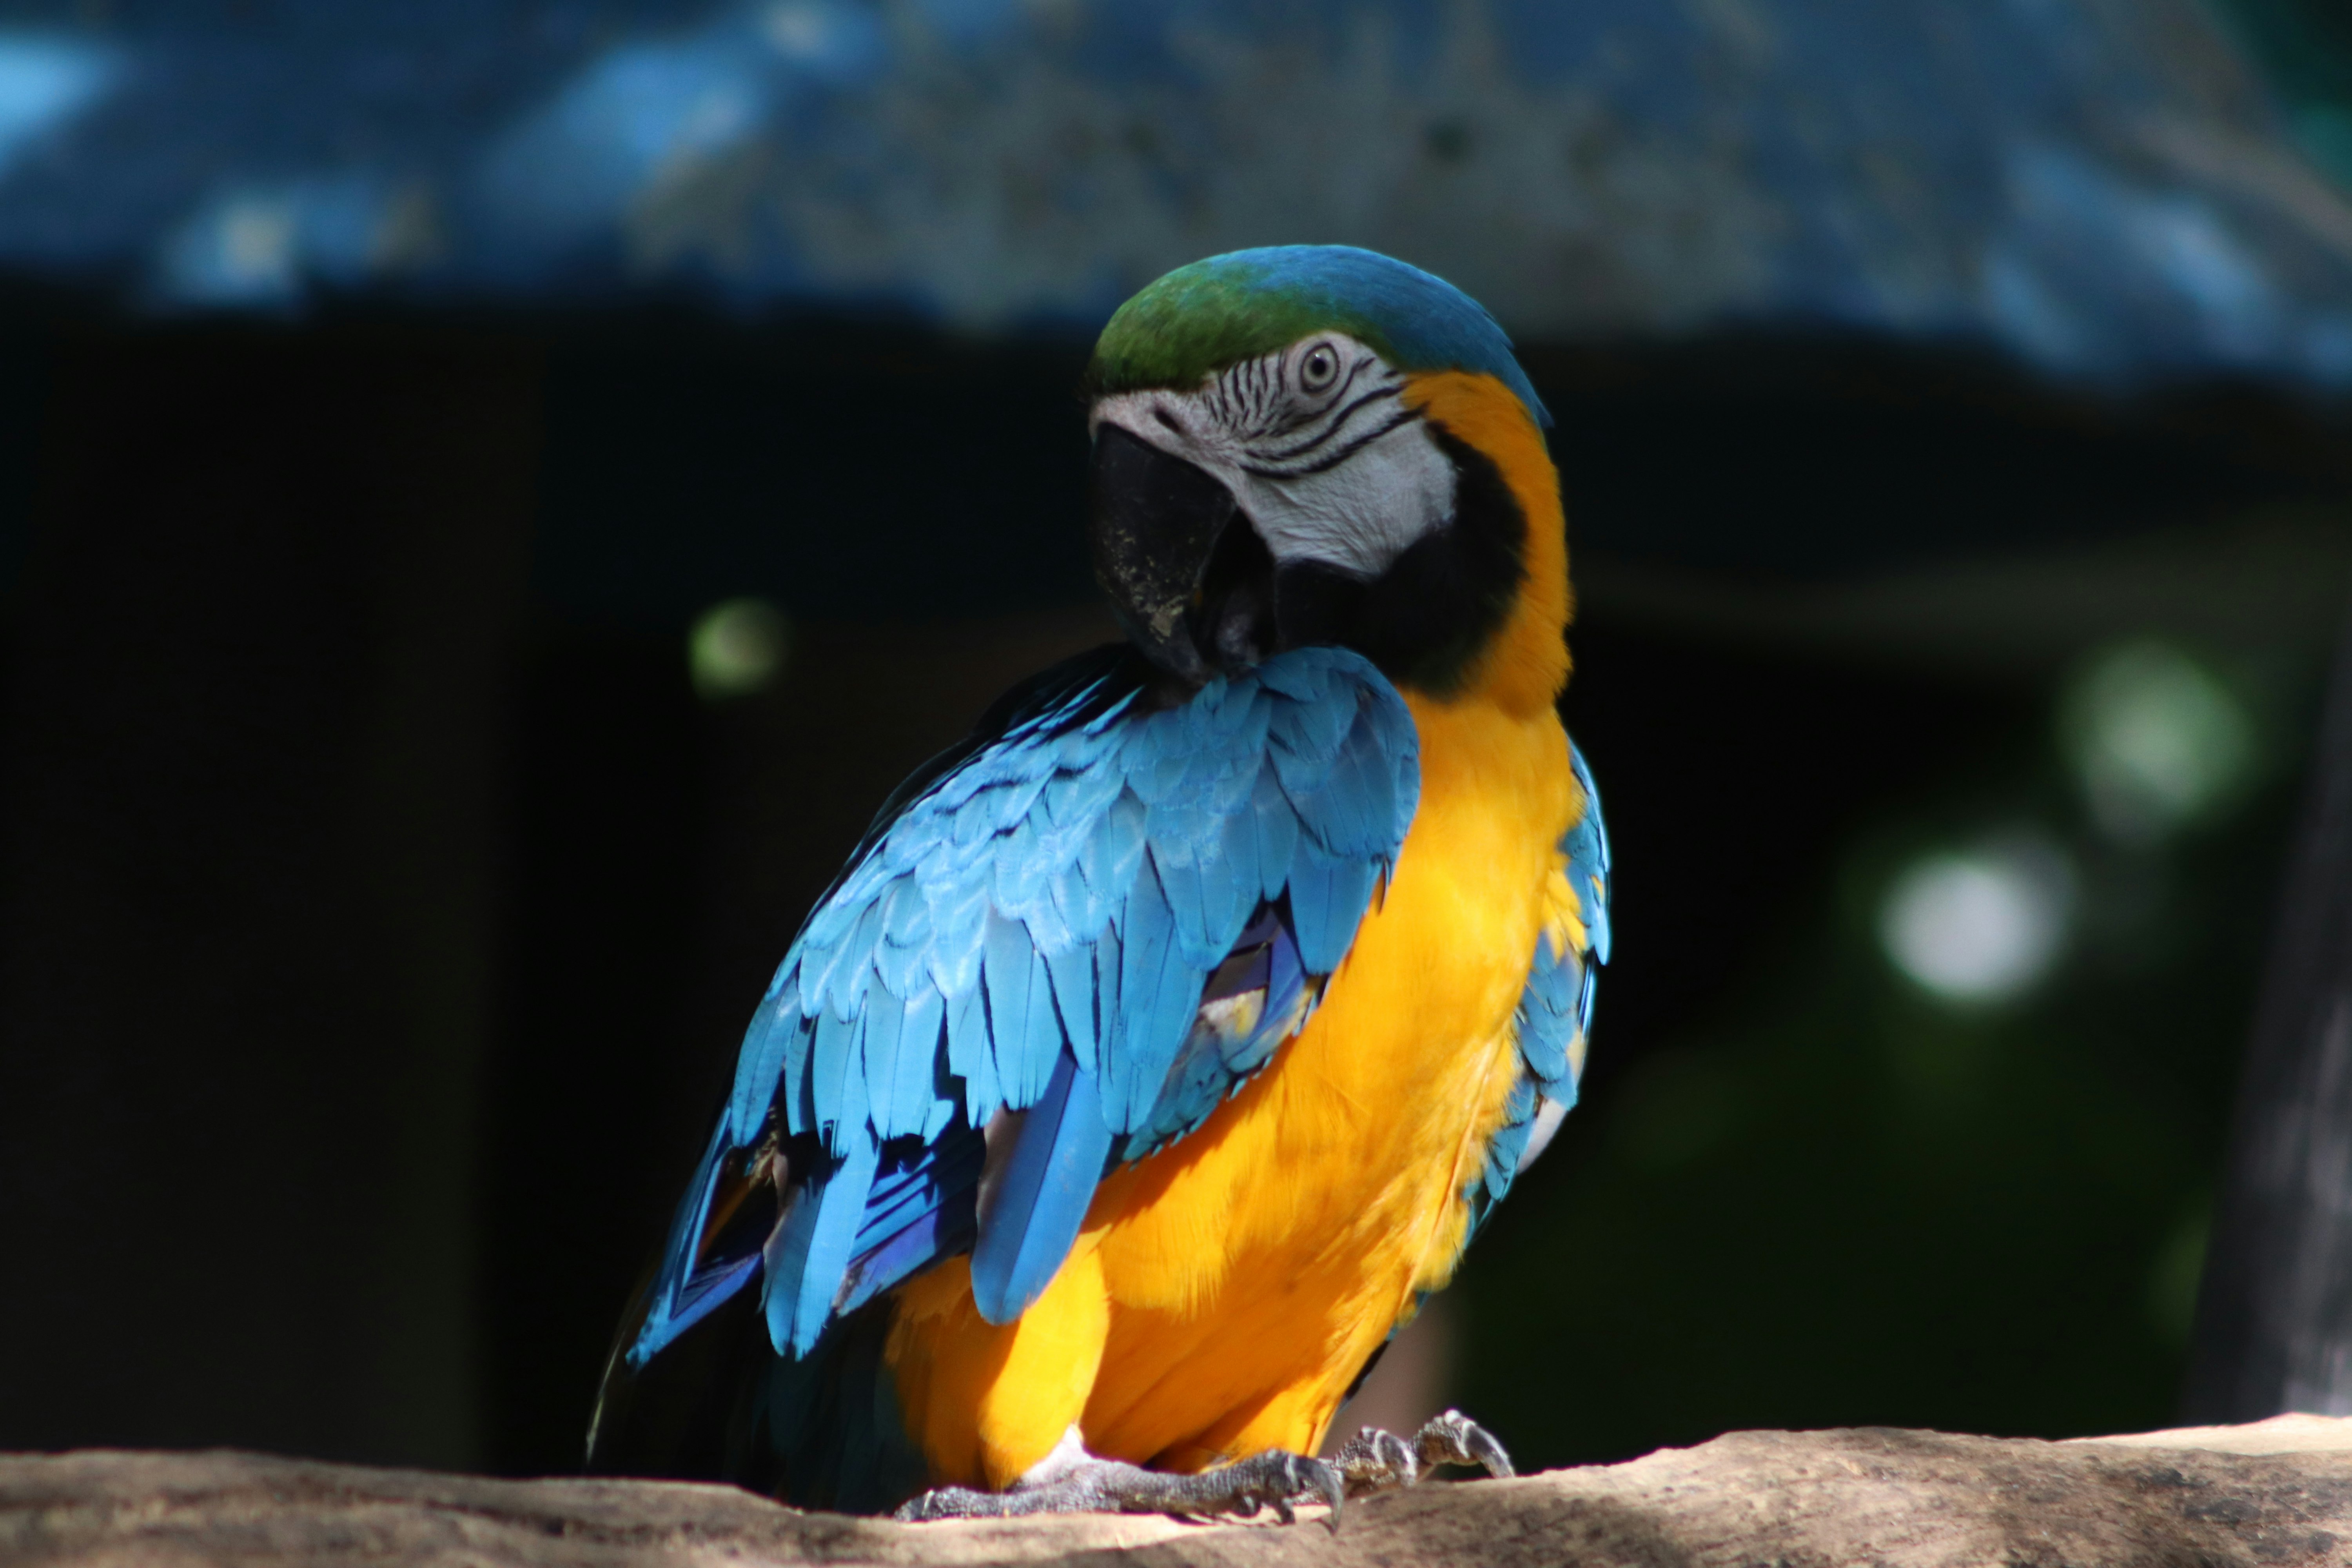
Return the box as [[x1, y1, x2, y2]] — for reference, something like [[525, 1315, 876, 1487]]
[[1089, 423, 1229, 681], [1088, 423, 1276, 682]]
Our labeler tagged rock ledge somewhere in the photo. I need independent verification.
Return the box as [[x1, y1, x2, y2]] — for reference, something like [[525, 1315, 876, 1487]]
[[10, 1418, 2352, 1567]]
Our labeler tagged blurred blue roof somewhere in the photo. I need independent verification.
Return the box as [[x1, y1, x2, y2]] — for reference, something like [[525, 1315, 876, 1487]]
[[3, 0, 2351, 389]]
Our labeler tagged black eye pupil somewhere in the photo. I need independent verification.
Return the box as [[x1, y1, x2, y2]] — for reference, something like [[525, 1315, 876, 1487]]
[[1304, 347, 1336, 387]]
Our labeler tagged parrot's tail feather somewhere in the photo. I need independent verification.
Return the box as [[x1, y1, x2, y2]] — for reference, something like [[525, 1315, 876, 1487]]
[[588, 1270, 928, 1512], [586, 1265, 773, 1485], [591, 1116, 982, 1510], [756, 1299, 931, 1512]]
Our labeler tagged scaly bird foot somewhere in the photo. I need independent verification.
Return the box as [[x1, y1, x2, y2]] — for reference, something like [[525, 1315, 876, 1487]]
[[896, 1448, 1347, 1528], [1330, 1408, 1514, 1498]]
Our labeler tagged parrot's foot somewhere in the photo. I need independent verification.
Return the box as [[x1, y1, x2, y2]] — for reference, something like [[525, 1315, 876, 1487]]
[[1330, 1409, 1515, 1497], [895, 1447, 1347, 1528]]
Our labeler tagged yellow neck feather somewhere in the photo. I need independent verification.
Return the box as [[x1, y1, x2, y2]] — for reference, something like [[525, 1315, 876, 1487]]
[[1400, 371, 1572, 717]]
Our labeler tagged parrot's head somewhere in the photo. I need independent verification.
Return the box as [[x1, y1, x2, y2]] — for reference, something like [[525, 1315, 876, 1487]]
[[1085, 244, 1563, 700]]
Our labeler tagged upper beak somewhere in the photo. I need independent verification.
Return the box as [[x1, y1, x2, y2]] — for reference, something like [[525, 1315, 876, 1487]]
[[1087, 422, 1238, 682]]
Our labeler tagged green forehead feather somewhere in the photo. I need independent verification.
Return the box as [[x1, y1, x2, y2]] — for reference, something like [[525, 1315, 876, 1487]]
[[1090, 262, 1399, 390], [1087, 245, 1549, 425]]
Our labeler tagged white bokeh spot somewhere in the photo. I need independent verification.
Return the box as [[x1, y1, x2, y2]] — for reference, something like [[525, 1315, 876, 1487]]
[[1880, 835, 2076, 1004]]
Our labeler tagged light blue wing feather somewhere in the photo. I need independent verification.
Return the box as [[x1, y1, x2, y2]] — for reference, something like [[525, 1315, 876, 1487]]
[[1468, 734, 1611, 1234], [627, 644, 1419, 1365]]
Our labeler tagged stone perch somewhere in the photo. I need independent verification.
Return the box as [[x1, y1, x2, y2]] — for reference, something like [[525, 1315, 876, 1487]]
[[10, 1416, 2352, 1566]]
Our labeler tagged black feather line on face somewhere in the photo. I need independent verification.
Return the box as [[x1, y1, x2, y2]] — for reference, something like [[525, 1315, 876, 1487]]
[[1272, 424, 1528, 698], [1247, 403, 1416, 479], [1254, 380, 1402, 466]]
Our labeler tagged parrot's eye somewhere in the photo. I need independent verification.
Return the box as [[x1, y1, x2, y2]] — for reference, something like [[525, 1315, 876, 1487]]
[[1298, 342, 1341, 393]]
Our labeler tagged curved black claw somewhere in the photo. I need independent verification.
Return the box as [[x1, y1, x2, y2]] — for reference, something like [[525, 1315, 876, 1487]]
[[1208, 1449, 1347, 1531], [1333, 1425, 1420, 1496], [1414, 1409, 1514, 1479], [1328, 1410, 1514, 1503]]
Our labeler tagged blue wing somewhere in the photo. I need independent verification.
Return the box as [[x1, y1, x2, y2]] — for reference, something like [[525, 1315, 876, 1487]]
[[1468, 734, 1610, 1233], [626, 644, 1421, 1365]]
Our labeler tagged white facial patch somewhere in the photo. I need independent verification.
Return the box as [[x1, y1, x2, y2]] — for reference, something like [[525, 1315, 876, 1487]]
[[1092, 334, 1457, 581]]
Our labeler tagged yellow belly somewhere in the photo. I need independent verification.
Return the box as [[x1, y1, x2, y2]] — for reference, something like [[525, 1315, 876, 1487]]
[[882, 691, 1575, 1488]]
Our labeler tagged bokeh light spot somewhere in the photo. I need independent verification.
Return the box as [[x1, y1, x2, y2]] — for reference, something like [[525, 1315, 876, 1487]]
[[1880, 834, 2076, 1003], [689, 597, 790, 700], [2062, 639, 2254, 843]]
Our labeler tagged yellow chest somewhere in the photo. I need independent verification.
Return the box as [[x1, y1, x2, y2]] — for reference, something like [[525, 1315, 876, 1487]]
[[884, 692, 1574, 1487]]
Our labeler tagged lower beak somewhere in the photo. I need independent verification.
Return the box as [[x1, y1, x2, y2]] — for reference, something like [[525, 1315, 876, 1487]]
[[1087, 423, 1239, 682]]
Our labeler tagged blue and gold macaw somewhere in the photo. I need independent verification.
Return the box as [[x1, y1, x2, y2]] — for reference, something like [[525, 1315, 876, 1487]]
[[588, 245, 1610, 1522]]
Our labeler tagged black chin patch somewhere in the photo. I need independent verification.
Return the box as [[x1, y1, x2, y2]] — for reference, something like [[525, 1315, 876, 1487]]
[[1272, 559, 1365, 654], [1274, 426, 1530, 697]]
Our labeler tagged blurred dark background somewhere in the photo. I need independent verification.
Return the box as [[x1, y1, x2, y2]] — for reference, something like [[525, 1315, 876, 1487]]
[[2, 0, 2352, 1482]]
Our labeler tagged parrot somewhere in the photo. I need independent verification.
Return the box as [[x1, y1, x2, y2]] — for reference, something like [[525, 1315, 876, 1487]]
[[585, 244, 1611, 1524]]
